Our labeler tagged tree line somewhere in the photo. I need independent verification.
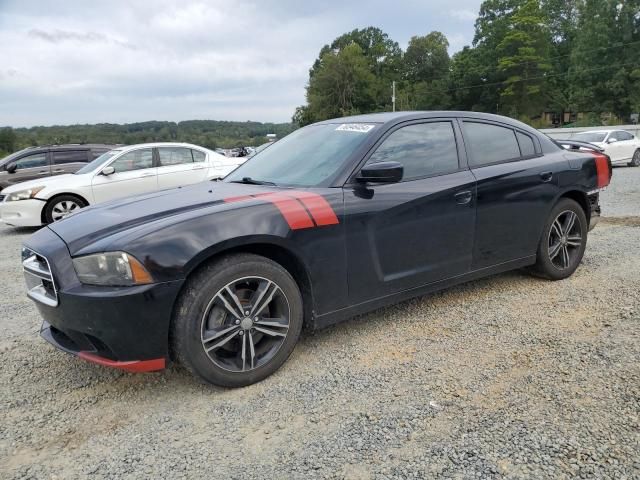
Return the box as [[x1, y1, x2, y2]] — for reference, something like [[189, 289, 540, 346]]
[[294, 0, 640, 127], [0, 120, 294, 158]]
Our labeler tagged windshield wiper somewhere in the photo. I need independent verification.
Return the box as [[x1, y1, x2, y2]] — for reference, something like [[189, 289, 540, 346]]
[[231, 177, 277, 186]]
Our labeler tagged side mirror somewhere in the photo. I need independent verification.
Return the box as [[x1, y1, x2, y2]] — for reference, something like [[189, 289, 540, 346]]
[[607, 137, 618, 144], [6, 162, 17, 174], [357, 161, 403, 184], [101, 166, 115, 176]]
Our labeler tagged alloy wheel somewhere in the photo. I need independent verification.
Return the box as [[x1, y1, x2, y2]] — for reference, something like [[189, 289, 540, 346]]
[[200, 276, 290, 373], [632, 150, 640, 167], [548, 210, 582, 270], [51, 200, 80, 221]]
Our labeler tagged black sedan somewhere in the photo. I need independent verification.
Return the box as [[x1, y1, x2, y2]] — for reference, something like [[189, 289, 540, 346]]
[[22, 112, 612, 387]]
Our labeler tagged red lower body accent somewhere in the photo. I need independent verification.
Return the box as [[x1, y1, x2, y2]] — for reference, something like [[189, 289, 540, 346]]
[[78, 352, 166, 372]]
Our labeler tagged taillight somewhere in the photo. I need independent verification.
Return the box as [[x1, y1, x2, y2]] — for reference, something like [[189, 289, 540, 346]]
[[593, 153, 611, 188]]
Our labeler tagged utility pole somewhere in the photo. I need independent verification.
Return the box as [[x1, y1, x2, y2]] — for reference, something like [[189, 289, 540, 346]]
[[392, 81, 396, 112]]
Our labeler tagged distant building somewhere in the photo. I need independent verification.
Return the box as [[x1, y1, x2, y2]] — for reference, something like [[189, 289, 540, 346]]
[[266, 133, 277, 142]]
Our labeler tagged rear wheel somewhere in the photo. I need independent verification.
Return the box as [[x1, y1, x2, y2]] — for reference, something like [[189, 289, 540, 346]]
[[171, 253, 303, 387], [44, 194, 87, 224], [531, 198, 587, 280], [629, 149, 640, 167]]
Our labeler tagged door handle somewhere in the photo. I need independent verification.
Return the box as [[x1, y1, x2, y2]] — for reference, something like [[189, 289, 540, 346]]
[[37, 171, 49, 175], [52, 169, 65, 173], [454, 190, 472, 205], [540, 171, 553, 182], [140, 172, 155, 177], [192, 165, 206, 170]]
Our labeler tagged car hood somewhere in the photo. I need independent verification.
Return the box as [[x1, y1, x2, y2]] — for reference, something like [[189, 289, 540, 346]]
[[1, 173, 87, 195], [47, 181, 286, 255]]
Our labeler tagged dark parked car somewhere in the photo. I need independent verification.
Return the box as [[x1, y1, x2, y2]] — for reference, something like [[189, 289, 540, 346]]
[[0, 144, 119, 191], [22, 112, 611, 387]]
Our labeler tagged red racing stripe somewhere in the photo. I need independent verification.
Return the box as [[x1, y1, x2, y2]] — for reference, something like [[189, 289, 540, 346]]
[[78, 352, 166, 372], [284, 191, 339, 226], [260, 192, 315, 230]]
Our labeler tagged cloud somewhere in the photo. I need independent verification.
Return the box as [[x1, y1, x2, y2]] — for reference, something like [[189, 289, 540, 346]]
[[0, 0, 481, 127], [449, 9, 478, 22]]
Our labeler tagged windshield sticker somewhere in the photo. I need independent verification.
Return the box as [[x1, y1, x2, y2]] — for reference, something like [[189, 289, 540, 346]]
[[335, 124, 375, 133]]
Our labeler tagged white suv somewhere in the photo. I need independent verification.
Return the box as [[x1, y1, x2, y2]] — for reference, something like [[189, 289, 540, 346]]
[[573, 130, 640, 167], [0, 142, 245, 227]]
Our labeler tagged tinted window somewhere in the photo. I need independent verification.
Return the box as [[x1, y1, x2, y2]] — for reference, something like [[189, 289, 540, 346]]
[[464, 122, 521, 166], [612, 131, 633, 141], [516, 132, 536, 157], [91, 149, 109, 159], [192, 149, 206, 162], [367, 122, 459, 180], [15, 153, 48, 170], [110, 149, 154, 173], [52, 150, 89, 165], [158, 147, 194, 166]]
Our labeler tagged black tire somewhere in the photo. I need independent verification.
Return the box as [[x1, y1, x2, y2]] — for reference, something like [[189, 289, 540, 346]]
[[44, 194, 87, 224], [531, 198, 588, 280], [171, 253, 303, 387], [628, 149, 640, 167]]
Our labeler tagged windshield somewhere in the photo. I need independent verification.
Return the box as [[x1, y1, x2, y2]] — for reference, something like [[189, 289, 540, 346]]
[[574, 132, 607, 143], [225, 123, 378, 187], [75, 149, 121, 175]]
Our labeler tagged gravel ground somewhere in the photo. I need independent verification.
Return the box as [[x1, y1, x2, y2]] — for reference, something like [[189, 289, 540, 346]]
[[0, 168, 638, 480]]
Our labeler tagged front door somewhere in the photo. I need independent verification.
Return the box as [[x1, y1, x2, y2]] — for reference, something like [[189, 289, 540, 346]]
[[91, 147, 157, 203], [7, 151, 51, 186], [345, 120, 476, 304]]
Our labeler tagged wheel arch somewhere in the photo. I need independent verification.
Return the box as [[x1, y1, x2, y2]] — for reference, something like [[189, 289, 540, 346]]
[[557, 189, 590, 223], [179, 238, 315, 329], [40, 192, 90, 224]]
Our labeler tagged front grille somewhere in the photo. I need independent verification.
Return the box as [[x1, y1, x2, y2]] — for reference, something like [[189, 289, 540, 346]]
[[23, 248, 58, 307], [0, 194, 5, 202]]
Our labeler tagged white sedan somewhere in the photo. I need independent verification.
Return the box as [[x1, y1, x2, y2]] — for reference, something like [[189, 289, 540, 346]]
[[573, 130, 640, 167], [0, 142, 245, 227]]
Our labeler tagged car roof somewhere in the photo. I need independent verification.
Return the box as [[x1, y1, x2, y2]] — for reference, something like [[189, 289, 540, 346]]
[[315, 110, 541, 136], [117, 142, 211, 151]]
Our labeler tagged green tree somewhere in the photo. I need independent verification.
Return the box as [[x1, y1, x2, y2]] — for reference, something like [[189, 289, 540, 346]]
[[496, 0, 552, 117], [305, 43, 377, 121], [400, 32, 452, 110], [0, 127, 17, 154]]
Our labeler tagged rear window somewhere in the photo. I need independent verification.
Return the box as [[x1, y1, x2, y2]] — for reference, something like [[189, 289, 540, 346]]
[[463, 122, 521, 166]]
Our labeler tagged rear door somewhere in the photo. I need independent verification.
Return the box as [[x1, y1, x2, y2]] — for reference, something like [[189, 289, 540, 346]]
[[156, 146, 208, 190], [461, 120, 561, 269], [50, 149, 90, 175], [91, 147, 157, 203], [344, 119, 476, 304], [7, 151, 51, 186]]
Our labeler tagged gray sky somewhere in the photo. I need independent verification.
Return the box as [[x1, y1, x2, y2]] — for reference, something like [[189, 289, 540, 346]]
[[0, 0, 482, 127]]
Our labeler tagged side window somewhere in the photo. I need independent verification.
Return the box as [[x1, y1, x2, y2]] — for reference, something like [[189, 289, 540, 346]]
[[52, 150, 89, 165], [366, 122, 459, 180], [158, 147, 194, 166], [516, 132, 536, 157], [191, 149, 206, 162], [464, 122, 521, 166], [614, 131, 633, 141], [91, 149, 109, 159], [15, 153, 48, 170], [110, 149, 154, 173]]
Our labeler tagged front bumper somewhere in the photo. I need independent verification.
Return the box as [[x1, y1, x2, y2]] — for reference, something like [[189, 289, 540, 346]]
[[0, 198, 45, 227], [24, 226, 184, 371]]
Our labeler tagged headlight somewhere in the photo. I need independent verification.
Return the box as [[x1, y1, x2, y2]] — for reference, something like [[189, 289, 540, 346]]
[[5, 186, 45, 202], [72, 252, 153, 286]]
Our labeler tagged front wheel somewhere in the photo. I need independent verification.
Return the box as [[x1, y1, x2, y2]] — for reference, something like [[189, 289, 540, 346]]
[[628, 149, 640, 167], [531, 198, 588, 280], [44, 194, 87, 224], [171, 253, 303, 387]]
